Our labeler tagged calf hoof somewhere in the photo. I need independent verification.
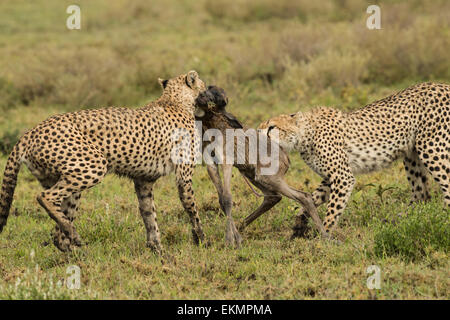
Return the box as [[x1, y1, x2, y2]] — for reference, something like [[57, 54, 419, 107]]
[[234, 231, 243, 247], [225, 231, 243, 248], [226, 221, 243, 248], [237, 222, 247, 233]]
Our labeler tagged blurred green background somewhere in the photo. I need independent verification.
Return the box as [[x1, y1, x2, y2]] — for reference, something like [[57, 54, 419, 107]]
[[0, 0, 449, 129]]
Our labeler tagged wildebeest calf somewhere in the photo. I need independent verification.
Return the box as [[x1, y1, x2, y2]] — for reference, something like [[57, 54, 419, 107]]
[[194, 86, 328, 246]]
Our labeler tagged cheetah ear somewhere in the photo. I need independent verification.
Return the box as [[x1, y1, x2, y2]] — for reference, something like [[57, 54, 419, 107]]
[[185, 70, 198, 88], [294, 112, 305, 125], [158, 78, 168, 89]]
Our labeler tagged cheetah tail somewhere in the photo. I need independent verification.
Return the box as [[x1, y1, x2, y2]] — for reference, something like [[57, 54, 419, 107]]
[[0, 143, 22, 233]]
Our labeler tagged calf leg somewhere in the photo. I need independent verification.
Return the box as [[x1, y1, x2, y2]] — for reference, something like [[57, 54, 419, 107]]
[[206, 164, 242, 246], [222, 164, 242, 247], [206, 164, 226, 214], [240, 189, 281, 230], [256, 175, 328, 238]]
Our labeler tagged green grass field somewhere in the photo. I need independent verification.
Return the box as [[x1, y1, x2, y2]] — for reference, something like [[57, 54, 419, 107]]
[[0, 0, 448, 299]]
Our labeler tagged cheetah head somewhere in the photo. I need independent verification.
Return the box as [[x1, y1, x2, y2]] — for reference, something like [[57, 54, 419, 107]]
[[258, 112, 310, 152], [158, 70, 206, 113]]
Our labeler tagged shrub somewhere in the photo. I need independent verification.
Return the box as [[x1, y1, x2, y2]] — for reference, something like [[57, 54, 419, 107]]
[[0, 128, 20, 156], [9, 48, 136, 109], [360, 16, 450, 84], [0, 78, 20, 111], [278, 48, 370, 103], [205, 0, 363, 23], [373, 203, 450, 261]]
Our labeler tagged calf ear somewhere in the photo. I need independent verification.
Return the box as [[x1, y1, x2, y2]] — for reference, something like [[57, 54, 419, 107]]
[[158, 78, 168, 89], [185, 70, 198, 88], [218, 97, 229, 110]]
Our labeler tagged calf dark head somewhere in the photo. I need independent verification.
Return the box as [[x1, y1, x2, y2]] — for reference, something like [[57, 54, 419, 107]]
[[195, 85, 228, 112], [195, 85, 243, 129]]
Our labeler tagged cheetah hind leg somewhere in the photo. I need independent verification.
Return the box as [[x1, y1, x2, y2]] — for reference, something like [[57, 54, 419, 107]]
[[38, 176, 102, 252], [404, 152, 431, 203], [391, 151, 433, 221], [35, 175, 81, 249], [415, 131, 450, 207], [134, 179, 162, 255], [37, 187, 75, 252], [417, 154, 450, 207], [52, 193, 82, 249]]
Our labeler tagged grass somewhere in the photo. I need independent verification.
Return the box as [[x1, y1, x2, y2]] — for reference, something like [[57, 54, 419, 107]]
[[0, 0, 449, 299], [374, 202, 450, 262]]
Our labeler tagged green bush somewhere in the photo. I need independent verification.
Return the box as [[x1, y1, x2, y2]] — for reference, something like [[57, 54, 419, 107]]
[[205, 0, 362, 23], [373, 203, 450, 261], [0, 128, 20, 156], [0, 78, 20, 110]]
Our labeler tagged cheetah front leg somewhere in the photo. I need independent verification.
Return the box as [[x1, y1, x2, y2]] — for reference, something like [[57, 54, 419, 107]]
[[323, 169, 355, 234], [292, 180, 330, 238], [134, 179, 162, 254], [175, 164, 206, 246]]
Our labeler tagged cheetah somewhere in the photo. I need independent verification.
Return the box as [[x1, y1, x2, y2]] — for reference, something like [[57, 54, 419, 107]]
[[195, 86, 327, 246], [259, 82, 449, 236], [0, 70, 207, 254]]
